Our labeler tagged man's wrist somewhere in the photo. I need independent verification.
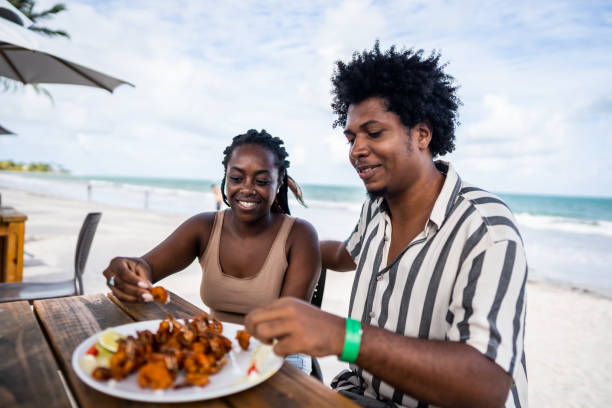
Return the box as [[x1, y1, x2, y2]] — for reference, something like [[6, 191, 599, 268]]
[[339, 318, 363, 363], [329, 315, 348, 357]]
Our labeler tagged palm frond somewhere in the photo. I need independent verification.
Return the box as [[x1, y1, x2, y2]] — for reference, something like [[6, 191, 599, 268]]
[[7, 0, 34, 16], [1, 77, 22, 92], [31, 83, 54, 104], [1, 78, 54, 104], [5, 0, 70, 101], [28, 26, 70, 39], [28, 4, 67, 21]]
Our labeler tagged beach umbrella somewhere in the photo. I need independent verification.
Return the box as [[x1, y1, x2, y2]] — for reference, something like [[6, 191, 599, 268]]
[[0, 1, 33, 27], [0, 123, 14, 135], [0, 11, 133, 92]]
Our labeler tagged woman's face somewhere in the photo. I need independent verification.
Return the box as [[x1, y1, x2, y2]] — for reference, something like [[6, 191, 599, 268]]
[[225, 144, 280, 222]]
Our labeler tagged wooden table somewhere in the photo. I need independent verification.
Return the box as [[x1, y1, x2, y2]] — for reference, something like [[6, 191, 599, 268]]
[[0, 206, 27, 282], [0, 291, 358, 408]]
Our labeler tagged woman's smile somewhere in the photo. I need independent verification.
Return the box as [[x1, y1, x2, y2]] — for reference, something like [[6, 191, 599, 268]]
[[236, 199, 259, 210]]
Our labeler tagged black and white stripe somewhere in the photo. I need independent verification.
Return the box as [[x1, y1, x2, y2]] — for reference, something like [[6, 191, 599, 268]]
[[332, 161, 528, 408]]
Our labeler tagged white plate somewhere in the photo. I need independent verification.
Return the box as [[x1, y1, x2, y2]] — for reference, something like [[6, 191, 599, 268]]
[[71, 320, 283, 403]]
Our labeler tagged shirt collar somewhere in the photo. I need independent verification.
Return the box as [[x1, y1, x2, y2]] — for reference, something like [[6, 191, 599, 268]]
[[374, 160, 462, 229], [429, 160, 462, 228]]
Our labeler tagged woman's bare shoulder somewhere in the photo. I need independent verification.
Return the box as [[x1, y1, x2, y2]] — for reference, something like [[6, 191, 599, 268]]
[[183, 211, 217, 235], [288, 216, 318, 242]]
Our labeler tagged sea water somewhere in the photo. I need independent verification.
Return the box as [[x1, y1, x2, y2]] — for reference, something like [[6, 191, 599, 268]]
[[1, 171, 611, 297]]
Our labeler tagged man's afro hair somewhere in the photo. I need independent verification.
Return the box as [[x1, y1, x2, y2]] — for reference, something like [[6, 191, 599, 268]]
[[331, 41, 461, 157]]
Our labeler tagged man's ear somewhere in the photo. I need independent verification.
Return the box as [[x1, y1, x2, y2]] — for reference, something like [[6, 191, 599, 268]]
[[415, 122, 433, 151]]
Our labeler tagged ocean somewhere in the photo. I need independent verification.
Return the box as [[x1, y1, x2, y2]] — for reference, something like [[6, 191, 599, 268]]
[[1, 171, 611, 297]]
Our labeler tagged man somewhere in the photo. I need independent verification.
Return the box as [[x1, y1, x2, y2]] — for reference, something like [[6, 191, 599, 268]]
[[245, 42, 527, 408], [211, 183, 223, 210]]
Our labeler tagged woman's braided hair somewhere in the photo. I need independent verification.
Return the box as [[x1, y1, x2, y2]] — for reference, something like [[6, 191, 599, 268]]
[[220, 129, 292, 214]]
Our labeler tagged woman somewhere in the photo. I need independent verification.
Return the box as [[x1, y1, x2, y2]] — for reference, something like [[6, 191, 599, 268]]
[[103, 129, 320, 372]]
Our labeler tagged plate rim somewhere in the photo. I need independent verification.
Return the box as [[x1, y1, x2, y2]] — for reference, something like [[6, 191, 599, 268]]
[[70, 319, 283, 403]]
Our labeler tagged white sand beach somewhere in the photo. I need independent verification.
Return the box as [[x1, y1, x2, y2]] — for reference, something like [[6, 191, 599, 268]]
[[3, 187, 612, 407]]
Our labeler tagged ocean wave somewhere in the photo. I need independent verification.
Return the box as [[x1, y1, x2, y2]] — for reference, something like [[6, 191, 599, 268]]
[[293, 198, 363, 214], [515, 213, 612, 237], [2, 172, 611, 236], [90, 180, 207, 198]]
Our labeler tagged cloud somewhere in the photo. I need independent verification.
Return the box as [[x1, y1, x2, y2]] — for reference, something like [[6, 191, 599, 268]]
[[324, 132, 350, 164], [1, 0, 611, 196]]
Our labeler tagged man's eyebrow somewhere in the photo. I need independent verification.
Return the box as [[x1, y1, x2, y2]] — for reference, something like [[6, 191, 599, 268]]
[[344, 120, 381, 135], [359, 120, 380, 129]]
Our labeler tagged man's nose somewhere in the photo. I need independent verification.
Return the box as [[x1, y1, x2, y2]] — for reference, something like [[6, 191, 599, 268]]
[[349, 134, 369, 162]]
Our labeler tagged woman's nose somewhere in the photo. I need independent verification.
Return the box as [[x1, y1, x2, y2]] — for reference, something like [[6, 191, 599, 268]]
[[241, 182, 256, 195]]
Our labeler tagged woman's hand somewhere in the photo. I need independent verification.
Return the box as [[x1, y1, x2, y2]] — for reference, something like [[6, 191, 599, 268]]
[[102, 257, 153, 302], [244, 297, 345, 357]]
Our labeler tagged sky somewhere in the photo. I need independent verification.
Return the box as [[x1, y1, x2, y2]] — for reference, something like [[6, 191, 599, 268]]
[[1, 0, 611, 197]]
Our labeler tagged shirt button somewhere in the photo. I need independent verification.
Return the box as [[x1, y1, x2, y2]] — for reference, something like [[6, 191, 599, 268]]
[[376, 275, 383, 281], [369, 311, 376, 318], [384, 235, 389, 241]]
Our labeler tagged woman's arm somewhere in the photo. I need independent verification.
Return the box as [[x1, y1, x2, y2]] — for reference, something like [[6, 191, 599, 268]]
[[142, 213, 215, 282], [103, 213, 214, 302], [280, 218, 321, 301]]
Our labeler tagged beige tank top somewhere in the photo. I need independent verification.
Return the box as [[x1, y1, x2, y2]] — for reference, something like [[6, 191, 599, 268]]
[[200, 210, 295, 324]]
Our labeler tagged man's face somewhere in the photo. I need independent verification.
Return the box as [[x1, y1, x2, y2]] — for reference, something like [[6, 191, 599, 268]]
[[344, 97, 428, 199]]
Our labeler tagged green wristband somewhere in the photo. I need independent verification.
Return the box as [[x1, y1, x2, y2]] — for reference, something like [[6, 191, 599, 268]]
[[340, 318, 362, 363]]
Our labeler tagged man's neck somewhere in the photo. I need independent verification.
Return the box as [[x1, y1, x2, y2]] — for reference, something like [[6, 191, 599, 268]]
[[385, 161, 445, 225]]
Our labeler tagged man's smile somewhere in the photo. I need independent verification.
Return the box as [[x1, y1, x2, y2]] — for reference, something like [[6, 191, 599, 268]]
[[356, 163, 382, 180]]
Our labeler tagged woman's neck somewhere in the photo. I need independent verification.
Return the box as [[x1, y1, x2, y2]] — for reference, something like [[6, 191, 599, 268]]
[[227, 210, 278, 237]]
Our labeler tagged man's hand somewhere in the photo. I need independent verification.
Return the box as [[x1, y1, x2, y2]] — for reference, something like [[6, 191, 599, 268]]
[[102, 257, 153, 302], [244, 297, 345, 357]]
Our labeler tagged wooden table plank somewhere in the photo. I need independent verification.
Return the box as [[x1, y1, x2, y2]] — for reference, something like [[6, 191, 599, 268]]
[[36, 293, 358, 408], [107, 291, 205, 320], [0, 301, 71, 408], [35, 293, 229, 408], [112, 292, 358, 407], [227, 364, 359, 408], [111, 291, 359, 407]]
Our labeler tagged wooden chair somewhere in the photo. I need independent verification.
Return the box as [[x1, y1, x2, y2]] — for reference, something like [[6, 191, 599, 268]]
[[0, 212, 102, 303], [309, 267, 327, 381]]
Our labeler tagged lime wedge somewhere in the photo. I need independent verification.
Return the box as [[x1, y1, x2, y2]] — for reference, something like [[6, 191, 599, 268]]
[[97, 329, 124, 353], [95, 344, 113, 367]]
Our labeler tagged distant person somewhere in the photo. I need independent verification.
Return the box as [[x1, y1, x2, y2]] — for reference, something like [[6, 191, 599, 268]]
[[211, 183, 223, 210], [245, 43, 528, 408], [87, 182, 92, 201], [103, 129, 320, 373]]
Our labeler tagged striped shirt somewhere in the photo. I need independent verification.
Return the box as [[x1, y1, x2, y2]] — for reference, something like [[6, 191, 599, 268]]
[[331, 161, 528, 408]]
